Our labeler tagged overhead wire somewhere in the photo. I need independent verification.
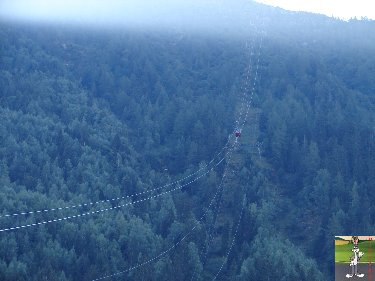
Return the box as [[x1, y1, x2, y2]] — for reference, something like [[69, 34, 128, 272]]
[[211, 195, 246, 281], [200, 15, 265, 281], [235, 36, 256, 129], [209, 17, 266, 281], [189, 27, 260, 281], [189, 148, 236, 281], [92, 26, 263, 277], [91, 143, 238, 281], [0, 139, 232, 220], [92, 11, 265, 280], [0, 149, 230, 233], [91, 21, 265, 280], [1, 7, 266, 281], [239, 32, 263, 130], [80, 21, 263, 280]]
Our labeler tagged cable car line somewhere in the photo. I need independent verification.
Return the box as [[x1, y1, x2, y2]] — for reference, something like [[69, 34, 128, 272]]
[[193, 24, 264, 280], [239, 34, 263, 131], [94, 17, 265, 280], [236, 23, 261, 119], [0, 150, 230, 233], [0, 139, 232, 220], [197, 21, 265, 281], [91, 145, 237, 281], [235, 36, 256, 128], [1, 12, 266, 281], [190, 150, 236, 281], [211, 195, 246, 281]]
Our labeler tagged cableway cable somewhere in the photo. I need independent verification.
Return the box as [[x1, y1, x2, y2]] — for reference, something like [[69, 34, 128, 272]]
[[211, 195, 246, 281], [0, 139, 232, 220], [91, 144, 237, 281], [190, 149, 236, 281], [197, 18, 265, 281], [0, 151, 229, 233]]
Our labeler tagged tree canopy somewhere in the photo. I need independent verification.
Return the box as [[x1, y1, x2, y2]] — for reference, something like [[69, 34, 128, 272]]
[[0, 4, 375, 280]]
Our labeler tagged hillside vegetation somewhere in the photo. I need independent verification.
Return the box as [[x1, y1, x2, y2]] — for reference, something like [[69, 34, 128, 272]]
[[0, 3, 375, 280]]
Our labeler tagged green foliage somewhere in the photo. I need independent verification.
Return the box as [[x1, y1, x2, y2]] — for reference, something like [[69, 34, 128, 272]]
[[335, 241, 375, 263], [239, 231, 324, 281], [0, 7, 374, 281]]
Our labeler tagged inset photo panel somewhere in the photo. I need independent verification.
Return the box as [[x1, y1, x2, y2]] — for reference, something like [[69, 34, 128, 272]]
[[335, 236, 375, 280]]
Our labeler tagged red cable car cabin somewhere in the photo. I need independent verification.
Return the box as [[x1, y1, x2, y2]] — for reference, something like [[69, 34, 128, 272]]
[[235, 129, 241, 138]]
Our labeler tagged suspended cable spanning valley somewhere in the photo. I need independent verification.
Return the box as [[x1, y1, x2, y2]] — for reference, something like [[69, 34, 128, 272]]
[[235, 36, 256, 127], [91, 25, 264, 278], [194, 20, 265, 281], [91, 144, 238, 281], [237, 33, 257, 109], [212, 21, 265, 281], [189, 30, 261, 277], [92, 24, 264, 281], [239, 33, 263, 130], [0, 15, 267, 281], [235, 22, 261, 119], [0, 27, 261, 227], [190, 149, 236, 281], [88, 20, 261, 281], [0, 150, 230, 233], [211, 195, 246, 281], [0, 139, 232, 220]]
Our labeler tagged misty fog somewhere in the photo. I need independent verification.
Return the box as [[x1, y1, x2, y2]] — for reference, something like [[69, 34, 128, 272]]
[[0, 0, 267, 35]]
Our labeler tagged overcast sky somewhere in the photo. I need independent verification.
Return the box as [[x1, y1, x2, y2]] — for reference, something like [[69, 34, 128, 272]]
[[255, 0, 375, 20], [0, 0, 228, 29], [0, 0, 373, 26], [0, 0, 159, 23]]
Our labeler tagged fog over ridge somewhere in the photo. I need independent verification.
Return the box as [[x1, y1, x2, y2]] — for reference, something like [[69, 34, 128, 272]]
[[0, 0, 252, 27]]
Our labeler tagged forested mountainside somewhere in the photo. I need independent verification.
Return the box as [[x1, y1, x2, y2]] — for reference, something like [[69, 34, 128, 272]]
[[1, 1, 375, 280]]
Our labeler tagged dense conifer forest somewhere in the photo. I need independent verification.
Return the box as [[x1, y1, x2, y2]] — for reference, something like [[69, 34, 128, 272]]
[[1, 1, 375, 280]]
